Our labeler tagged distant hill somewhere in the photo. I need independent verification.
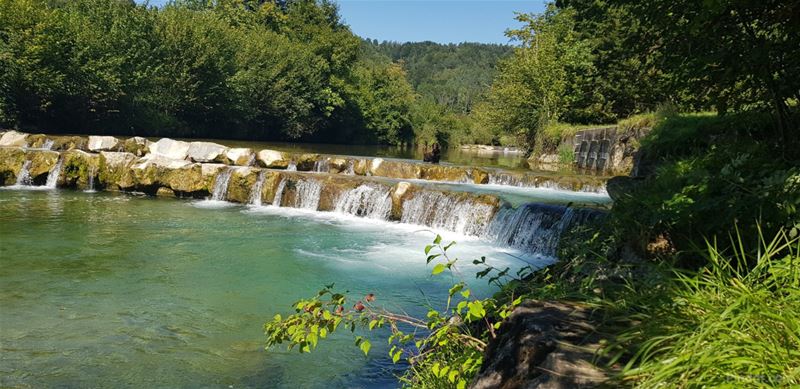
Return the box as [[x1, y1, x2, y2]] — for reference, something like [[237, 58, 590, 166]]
[[363, 40, 513, 114]]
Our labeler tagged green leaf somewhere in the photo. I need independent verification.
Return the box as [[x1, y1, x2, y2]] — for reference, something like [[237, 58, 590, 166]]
[[457, 379, 467, 389], [448, 370, 458, 383], [392, 349, 402, 363], [359, 339, 371, 356], [432, 263, 446, 275], [424, 244, 434, 255], [434, 235, 442, 244], [369, 319, 378, 330]]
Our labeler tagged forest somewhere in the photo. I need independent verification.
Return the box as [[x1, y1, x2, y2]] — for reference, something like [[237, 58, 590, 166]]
[[0, 0, 511, 146]]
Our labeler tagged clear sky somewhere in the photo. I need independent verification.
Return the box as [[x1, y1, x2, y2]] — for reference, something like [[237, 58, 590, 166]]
[[336, 1, 547, 44], [138, 1, 548, 44]]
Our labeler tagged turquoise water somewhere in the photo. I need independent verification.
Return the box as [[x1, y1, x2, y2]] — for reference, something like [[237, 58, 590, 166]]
[[0, 189, 542, 388]]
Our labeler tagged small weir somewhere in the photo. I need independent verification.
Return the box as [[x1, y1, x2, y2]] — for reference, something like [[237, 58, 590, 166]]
[[334, 184, 392, 219]]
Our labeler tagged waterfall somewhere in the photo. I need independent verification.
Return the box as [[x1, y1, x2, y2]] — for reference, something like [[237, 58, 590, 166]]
[[294, 179, 322, 209], [42, 139, 54, 150], [286, 161, 297, 171], [85, 166, 97, 193], [249, 171, 266, 206], [483, 204, 600, 257], [272, 178, 287, 207], [210, 167, 234, 201], [334, 184, 392, 220], [15, 161, 33, 186], [246, 154, 256, 167], [45, 156, 64, 188], [400, 191, 496, 236], [313, 158, 330, 173], [487, 172, 524, 187], [344, 160, 355, 175]]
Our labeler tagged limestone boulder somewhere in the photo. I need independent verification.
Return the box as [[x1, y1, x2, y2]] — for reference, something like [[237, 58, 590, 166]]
[[390, 181, 414, 220], [471, 168, 489, 184], [372, 159, 421, 180], [187, 141, 228, 163], [26, 134, 50, 149], [0, 131, 28, 147], [51, 136, 88, 151], [420, 165, 468, 182], [61, 150, 100, 189], [226, 167, 260, 204], [317, 176, 362, 211], [88, 136, 120, 151], [148, 138, 190, 160], [353, 159, 369, 175], [295, 153, 319, 171], [121, 137, 151, 156], [259, 171, 284, 205], [25, 149, 60, 181], [328, 158, 349, 174], [0, 147, 26, 185], [226, 148, 255, 166], [257, 149, 289, 169], [132, 155, 206, 194], [99, 152, 138, 190]]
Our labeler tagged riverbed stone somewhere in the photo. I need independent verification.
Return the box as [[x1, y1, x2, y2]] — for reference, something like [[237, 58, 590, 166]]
[[294, 153, 319, 171], [121, 136, 150, 156], [25, 149, 60, 181], [88, 136, 120, 151], [98, 152, 138, 190], [187, 141, 228, 163], [390, 181, 414, 220], [0, 147, 25, 185], [257, 149, 288, 169], [226, 148, 255, 166], [61, 150, 100, 189], [226, 167, 259, 204], [0, 131, 28, 147], [148, 138, 190, 160]]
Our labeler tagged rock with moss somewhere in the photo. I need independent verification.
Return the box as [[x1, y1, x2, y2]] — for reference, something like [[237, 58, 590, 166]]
[[26, 134, 50, 149], [328, 158, 349, 173], [98, 151, 139, 190], [132, 156, 207, 195], [226, 167, 260, 203], [121, 137, 150, 156], [61, 150, 100, 189], [156, 187, 176, 197], [257, 149, 289, 169], [52, 136, 88, 151], [353, 159, 370, 175], [88, 136, 120, 151], [372, 159, 421, 179], [471, 168, 490, 184], [420, 165, 468, 182], [317, 175, 363, 211], [0, 131, 28, 147], [0, 147, 26, 184], [294, 153, 319, 171], [258, 170, 284, 205], [25, 149, 60, 182]]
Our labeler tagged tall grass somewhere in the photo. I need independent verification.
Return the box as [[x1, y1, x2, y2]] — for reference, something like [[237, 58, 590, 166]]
[[611, 229, 800, 387]]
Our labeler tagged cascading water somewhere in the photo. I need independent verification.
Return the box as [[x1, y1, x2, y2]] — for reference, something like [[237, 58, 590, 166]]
[[334, 184, 392, 220], [286, 161, 297, 171], [294, 179, 322, 209], [246, 154, 256, 167], [271, 178, 287, 207], [45, 156, 64, 188], [249, 171, 266, 206], [487, 172, 524, 187], [483, 204, 601, 257], [85, 166, 97, 193], [15, 161, 33, 186], [400, 191, 496, 236], [42, 139, 55, 150], [210, 167, 234, 201], [313, 159, 330, 173], [344, 161, 355, 175]]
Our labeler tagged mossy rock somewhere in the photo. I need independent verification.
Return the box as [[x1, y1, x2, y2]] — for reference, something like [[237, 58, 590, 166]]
[[294, 153, 320, 171], [472, 168, 490, 184], [163, 164, 207, 194], [156, 187, 176, 197], [420, 165, 468, 182], [317, 175, 362, 211], [372, 159, 421, 179], [0, 147, 25, 185], [390, 181, 415, 220], [260, 171, 284, 205], [25, 149, 60, 182], [353, 159, 369, 175], [226, 167, 260, 204], [98, 152, 138, 190], [61, 150, 100, 189], [121, 137, 150, 157], [52, 136, 89, 151]]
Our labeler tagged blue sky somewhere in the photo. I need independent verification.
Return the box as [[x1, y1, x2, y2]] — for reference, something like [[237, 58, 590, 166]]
[[139, 1, 548, 44]]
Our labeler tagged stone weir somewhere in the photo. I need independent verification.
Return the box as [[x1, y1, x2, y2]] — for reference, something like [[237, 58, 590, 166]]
[[0, 145, 603, 257], [0, 131, 608, 193]]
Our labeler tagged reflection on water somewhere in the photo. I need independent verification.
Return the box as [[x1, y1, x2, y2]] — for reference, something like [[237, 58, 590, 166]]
[[0, 190, 542, 388]]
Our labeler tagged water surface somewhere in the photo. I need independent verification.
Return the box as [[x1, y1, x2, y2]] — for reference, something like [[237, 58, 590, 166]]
[[0, 189, 541, 388]]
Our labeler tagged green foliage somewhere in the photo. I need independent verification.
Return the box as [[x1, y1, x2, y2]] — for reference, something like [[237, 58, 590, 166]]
[[608, 230, 800, 387], [264, 235, 525, 388]]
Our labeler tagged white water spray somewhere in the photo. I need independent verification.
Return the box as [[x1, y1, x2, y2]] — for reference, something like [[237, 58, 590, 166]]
[[334, 184, 392, 220], [210, 167, 234, 201], [249, 171, 266, 206], [45, 156, 64, 188]]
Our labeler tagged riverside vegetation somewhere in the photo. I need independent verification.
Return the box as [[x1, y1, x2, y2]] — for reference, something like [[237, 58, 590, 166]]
[[2, 0, 799, 388]]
